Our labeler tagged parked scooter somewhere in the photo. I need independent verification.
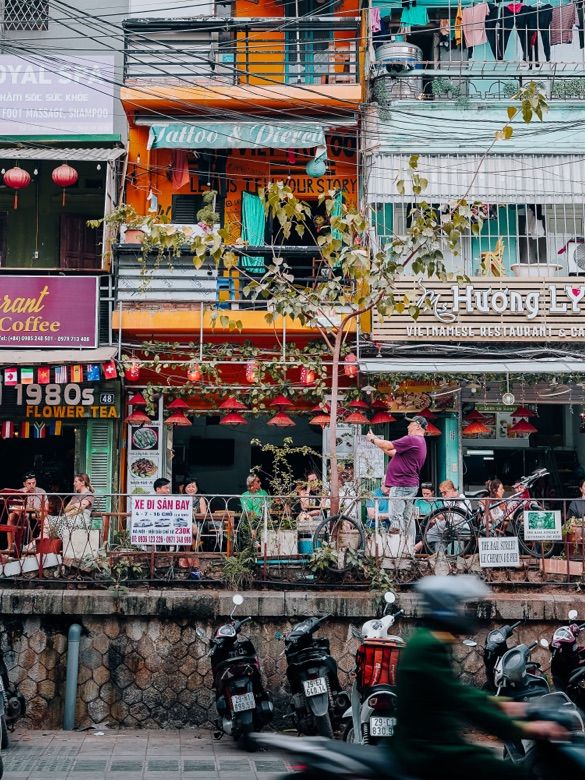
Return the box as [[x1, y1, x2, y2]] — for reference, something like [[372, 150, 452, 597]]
[[548, 609, 585, 708], [210, 594, 273, 744], [281, 615, 350, 738], [250, 702, 585, 780], [342, 592, 405, 744], [482, 620, 522, 692], [0, 649, 25, 749]]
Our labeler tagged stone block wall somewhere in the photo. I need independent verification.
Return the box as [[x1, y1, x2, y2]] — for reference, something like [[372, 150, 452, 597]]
[[1, 589, 582, 730]]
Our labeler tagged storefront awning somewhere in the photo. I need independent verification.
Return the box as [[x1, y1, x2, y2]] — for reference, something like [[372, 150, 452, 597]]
[[359, 358, 585, 375], [147, 122, 326, 150], [0, 346, 117, 365], [0, 147, 124, 162]]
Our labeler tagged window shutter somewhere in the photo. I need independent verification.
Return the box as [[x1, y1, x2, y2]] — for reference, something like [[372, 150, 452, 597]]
[[85, 420, 114, 511]]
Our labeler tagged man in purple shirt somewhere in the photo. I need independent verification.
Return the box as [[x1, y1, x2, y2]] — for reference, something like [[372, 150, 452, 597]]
[[366, 415, 428, 550]]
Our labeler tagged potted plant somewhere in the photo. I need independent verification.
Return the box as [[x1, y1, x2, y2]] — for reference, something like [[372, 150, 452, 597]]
[[88, 203, 148, 245], [563, 517, 585, 560]]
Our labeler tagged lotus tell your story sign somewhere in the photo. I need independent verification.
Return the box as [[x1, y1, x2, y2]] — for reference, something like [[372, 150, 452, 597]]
[[130, 495, 193, 547]]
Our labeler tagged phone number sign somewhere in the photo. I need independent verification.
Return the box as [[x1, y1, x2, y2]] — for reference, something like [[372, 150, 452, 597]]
[[130, 495, 193, 546]]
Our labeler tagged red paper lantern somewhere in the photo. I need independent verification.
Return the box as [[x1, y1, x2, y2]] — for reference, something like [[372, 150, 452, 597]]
[[124, 360, 141, 382], [187, 363, 202, 382], [309, 414, 330, 427], [128, 392, 147, 407], [3, 167, 31, 209], [165, 411, 191, 426], [267, 411, 295, 427], [510, 405, 536, 418], [344, 411, 369, 425], [125, 409, 151, 425], [270, 394, 293, 409], [51, 163, 78, 206], [220, 412, 247, 426], [343, 353, 358, 378], [300, 367, 316, 386], [370, 411, 396, 425], [509, 419, 538, 434], [245, 360, 259, 383], [219, 396, 248, 411], [462, 421, 491, 436], [167, 398, 189, 410]]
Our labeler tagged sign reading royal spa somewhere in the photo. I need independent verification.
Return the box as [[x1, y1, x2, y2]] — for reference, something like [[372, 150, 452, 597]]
[[373, 278, 585, 342], [0, 276, 98, 348]]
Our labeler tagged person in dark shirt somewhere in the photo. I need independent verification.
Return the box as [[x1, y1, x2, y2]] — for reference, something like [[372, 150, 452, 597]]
[[568, 478, 585, 521], [392, 575, 567, 780]]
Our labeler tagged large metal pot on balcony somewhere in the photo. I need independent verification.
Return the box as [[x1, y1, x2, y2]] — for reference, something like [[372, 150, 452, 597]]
[[375, 42, 423, 73]]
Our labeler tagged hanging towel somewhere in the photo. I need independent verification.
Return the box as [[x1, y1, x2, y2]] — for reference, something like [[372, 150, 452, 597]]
[[551, 2, 576, 45], [462, 2, 489, 47], [371, 7, 382, 33], [455, 0, 464, 46], [171, 150, 190, 191], [400, 5, 429, 26]]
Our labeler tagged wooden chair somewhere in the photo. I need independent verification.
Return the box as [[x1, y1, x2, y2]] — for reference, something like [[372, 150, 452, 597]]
[[480, 237, 505, 277]]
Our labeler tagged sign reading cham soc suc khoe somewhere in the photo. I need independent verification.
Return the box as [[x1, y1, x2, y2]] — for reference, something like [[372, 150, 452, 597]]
[[0, 276, 98, 348]]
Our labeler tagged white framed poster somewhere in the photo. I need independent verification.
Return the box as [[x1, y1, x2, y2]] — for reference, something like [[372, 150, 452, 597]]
[[479, 537, 520, 568]]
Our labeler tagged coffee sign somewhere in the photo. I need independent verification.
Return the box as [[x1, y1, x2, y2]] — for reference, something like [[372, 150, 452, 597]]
[[372, 277, 585, 342]]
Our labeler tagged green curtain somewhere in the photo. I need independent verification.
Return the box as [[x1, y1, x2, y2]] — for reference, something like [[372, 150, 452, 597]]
[[331, 189, 343, 241], [241, 191, 266, 272]]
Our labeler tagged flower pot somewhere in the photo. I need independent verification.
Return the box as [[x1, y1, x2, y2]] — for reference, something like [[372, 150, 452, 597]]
[[510, 263, 561, 278], [123, 228, 146, 244], [566, 527, 585, 560], [36, 538, 62, 554]]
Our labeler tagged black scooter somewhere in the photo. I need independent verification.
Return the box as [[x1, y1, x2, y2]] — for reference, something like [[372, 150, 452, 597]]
[[210, 594, 273, 744], [0, 650, 25, 749], [281, 615, 350, 738], [548, 609, 585, 708], [250, 703, 585, 780]]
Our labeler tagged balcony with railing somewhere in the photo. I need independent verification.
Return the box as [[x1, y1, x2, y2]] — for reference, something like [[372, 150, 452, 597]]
[[370, 1, 585, 103], [121, 16, 362, 109]]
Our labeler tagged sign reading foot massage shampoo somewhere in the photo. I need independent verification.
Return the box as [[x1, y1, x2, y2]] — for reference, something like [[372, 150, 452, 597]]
[[130, 495, 193, 546]]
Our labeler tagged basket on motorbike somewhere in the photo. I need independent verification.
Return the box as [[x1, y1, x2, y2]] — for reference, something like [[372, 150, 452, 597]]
[[356, 639, 403, 692]]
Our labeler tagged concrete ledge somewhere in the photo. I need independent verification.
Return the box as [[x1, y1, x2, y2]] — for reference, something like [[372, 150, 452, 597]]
[[2, 588, 585, 621]]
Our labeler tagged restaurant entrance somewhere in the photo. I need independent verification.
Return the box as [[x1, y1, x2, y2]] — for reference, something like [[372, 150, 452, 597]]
[[0, 427, 76, 497]]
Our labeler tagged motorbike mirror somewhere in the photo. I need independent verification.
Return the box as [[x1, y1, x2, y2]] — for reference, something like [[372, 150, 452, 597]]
[[569, 610, 579, 621], [196, 627, 207, 640], [462, 639, 477, 647], [539, 638, 550, 648], [275, 631, 283, 640], [384, 591, 396, 604], [233, 594, 244, 606], [351, 625, 363, 641]]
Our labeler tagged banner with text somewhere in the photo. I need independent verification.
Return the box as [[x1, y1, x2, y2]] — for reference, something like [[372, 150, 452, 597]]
[[130, 495, 193, 546]]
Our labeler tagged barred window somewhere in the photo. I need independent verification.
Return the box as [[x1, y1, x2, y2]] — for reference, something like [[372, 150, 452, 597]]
[[4, 0, 49, 31]]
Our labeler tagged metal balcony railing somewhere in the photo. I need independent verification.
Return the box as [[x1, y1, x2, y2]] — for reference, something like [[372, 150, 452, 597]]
[[123, 17, 361, 87]]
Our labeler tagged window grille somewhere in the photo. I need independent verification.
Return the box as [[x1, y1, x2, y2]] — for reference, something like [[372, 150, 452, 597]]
[[4, 0, 49, 31]]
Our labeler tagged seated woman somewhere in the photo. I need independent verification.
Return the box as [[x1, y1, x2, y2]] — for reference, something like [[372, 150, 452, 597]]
[[480, 478, 508, 535], [45, 473, 95, 540], [184, 478, 208, 550], [296, 472, 324, 527], [414, 480, 471, 553]]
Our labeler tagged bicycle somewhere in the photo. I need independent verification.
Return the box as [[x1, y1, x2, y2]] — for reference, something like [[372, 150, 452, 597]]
[[421, 468, 554, 559]]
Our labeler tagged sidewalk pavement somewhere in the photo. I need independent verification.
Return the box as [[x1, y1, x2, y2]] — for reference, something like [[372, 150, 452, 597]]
[[5, 727, 290, 780]]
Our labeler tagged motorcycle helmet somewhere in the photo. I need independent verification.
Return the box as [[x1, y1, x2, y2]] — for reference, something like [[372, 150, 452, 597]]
[[415, 575, 490, 634]]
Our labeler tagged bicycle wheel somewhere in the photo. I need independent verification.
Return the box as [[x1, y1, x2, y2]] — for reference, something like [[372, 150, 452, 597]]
[[312, 514, 365, 571], [513, 511, 555, 559], [423, 506, 476, 558]]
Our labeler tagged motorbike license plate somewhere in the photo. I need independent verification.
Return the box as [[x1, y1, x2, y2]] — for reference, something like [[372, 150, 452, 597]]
[[231, 692, 256, 713], [370, 716, 396, 737], [303, 677, 328, 697]]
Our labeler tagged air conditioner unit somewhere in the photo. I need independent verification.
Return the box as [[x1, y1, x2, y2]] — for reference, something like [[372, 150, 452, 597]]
[[566, 239, 585, 275]]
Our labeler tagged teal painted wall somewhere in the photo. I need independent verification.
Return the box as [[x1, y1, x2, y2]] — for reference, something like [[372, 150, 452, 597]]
[[438, 413, 462, 488]]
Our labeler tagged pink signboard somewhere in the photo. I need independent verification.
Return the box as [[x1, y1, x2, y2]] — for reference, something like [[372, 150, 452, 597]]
[[0, 276, 98, 348]]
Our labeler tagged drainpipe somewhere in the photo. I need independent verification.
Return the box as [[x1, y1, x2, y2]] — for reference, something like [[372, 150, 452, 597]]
[[63, 624, 82, 730]]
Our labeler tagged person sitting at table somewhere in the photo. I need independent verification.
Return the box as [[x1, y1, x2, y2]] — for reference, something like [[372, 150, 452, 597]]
[[240, 474, 270, 518], [3, 471, 48, 553], [45, 473, 95, 539], [366, 480, 391, 528], [296, 471, 324, 524]]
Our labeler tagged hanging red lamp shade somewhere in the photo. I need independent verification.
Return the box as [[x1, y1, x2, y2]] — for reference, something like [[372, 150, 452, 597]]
[[165, 411, 191, 426], [220, 411, 247, 426], [51, 163, 78, 206], [347, 399, 369, 410], [187, 363, 202, 382], [370, 411, 396, 425], [419, 407, 437, 420], [270, 394, 294, 409], [310, 402, 330, 414], [309, 413, 330, 427], [465, 408, 488, 422], [267, 411, 295, 427], [509, 418, 538, 434], [124, 360, 142, 382], [219, 396, 248, 411], [245, 360, 259, 383], [343, 353, 358, 378], [125, 409, 151, 425], [462, 421, 491, 436], [300, 367, 317, 386], [425, 422, 442, 436], [167, 398, 189, 410], [127, 392, 147, 407], [370, 399, 388, 410], [344, 411, 369, 425], [3, 166, 31, 209], [510, 405, 537, 418]]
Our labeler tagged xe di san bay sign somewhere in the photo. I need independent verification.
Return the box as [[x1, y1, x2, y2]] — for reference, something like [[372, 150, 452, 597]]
[[373, 279, 585, 342]]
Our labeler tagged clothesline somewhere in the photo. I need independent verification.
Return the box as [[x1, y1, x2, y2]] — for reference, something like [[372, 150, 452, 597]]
[[373, 0, 576, 12]]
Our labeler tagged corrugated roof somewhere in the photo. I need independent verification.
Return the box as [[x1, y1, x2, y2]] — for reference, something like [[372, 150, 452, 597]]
[[0, 147, 125, 162]]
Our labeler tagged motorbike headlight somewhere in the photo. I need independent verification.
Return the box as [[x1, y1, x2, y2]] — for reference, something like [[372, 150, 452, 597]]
[[216, 625, 236, 638]]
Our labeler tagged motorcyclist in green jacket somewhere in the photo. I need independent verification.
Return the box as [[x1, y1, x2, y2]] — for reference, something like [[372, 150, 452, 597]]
[[392, 575, 567, 780]]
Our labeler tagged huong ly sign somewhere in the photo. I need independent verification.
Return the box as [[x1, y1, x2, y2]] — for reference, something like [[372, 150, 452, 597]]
[[372, 278, 585, 342], [0, 276, 98, 348]]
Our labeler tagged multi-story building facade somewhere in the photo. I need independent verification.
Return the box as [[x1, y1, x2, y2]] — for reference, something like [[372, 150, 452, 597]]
[[115, 0, 365, 494], [361, 1, 585, 494]]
